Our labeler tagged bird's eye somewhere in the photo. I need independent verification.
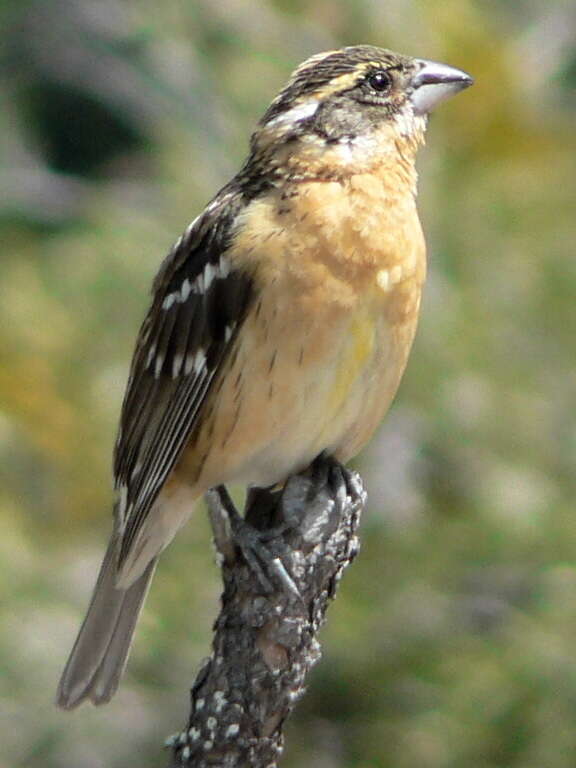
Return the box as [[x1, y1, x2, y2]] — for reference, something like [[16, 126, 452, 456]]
[[368, 71, 391, 92]]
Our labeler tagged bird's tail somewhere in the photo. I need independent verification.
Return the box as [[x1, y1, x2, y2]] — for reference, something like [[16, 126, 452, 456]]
[[56, 538, 157, 710]]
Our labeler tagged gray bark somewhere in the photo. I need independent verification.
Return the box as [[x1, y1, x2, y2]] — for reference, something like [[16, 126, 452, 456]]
[[165, 456, 366, 767]]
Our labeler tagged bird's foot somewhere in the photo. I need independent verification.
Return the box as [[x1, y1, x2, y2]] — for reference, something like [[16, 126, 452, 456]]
[[205, 455, 364, 598], [205, 485, 299, 597]]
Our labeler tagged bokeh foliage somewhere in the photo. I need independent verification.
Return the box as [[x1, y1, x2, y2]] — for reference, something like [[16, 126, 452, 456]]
[[1, 1, 575, 766]]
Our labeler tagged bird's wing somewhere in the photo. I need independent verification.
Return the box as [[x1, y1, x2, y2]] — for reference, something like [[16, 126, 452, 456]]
[[113, 191, 253, 567]]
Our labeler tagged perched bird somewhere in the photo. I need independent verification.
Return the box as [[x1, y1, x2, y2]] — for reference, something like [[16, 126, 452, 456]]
[[57, 45, 472, 709]]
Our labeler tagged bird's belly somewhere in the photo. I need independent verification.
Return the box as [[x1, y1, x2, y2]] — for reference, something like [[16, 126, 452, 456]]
[[178, 173, 427, 492], [185, 290, 420, 492]]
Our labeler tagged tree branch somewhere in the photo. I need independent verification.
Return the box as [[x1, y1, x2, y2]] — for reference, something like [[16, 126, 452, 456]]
[[165, 456, 366, 767]]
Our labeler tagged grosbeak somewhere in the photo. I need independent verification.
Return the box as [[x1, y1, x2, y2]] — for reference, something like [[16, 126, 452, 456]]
[[57, 45, 472, 709]]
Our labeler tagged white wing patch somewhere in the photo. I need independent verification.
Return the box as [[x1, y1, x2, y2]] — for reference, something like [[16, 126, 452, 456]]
[[161, 257, 231, 311], [184, 347, 206, 377]]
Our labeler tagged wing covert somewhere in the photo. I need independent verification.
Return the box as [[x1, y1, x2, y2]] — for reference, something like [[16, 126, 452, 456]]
[[113, 193, 253, 565]]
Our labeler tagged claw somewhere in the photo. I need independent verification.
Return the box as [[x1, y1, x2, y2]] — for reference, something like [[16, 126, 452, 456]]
[[205, 456, 364, 600], [206, 486, 298, 596]]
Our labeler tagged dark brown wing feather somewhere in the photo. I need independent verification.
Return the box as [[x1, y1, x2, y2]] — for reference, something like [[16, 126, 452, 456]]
[[113, 191, 253, 566]]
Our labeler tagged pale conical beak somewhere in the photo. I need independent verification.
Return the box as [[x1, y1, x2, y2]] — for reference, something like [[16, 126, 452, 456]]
[[410, 59, 473, 115]]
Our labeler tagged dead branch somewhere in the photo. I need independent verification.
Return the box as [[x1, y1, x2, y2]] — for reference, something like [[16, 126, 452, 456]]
[[166, 456, 366, 767]]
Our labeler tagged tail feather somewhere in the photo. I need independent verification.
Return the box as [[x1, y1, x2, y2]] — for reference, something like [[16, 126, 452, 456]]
[[56, 539, 157, 709]]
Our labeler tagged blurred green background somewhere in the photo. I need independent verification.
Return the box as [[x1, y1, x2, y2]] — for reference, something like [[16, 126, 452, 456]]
[[2, 0, 576, 766]]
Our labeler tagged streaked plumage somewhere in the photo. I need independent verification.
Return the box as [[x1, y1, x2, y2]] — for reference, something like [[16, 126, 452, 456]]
[[57, 45, 472, 709]]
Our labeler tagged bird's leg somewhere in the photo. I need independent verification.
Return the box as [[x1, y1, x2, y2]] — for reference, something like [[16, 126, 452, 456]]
[[245, 453, 358, 536], [205, 485, 298, 596], [205, 485, 237, 565], [205, 456, 363, 599]]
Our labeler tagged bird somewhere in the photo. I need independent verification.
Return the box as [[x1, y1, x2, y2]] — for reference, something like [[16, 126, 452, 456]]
[[56, 45, 473, 709]]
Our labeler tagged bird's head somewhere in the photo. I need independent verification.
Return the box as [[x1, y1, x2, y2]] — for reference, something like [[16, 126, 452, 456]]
[[251, 45, 473, 181]]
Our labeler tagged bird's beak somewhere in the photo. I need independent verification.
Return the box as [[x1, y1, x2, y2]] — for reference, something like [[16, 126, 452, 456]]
[[410, 59, 473, 115]]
